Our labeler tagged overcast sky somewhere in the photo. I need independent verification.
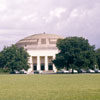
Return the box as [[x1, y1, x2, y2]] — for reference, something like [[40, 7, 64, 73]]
[[0, 0, 100, 51]]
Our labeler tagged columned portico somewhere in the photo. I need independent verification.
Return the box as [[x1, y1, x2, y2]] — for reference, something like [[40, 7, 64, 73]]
[[32, 56, 54, 71]]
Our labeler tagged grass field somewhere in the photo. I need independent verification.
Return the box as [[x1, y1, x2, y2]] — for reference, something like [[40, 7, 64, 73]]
[[0, 74, 100, 100]]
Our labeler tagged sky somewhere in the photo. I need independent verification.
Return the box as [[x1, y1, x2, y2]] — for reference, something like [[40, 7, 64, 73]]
[[0, 0, 100, 51]]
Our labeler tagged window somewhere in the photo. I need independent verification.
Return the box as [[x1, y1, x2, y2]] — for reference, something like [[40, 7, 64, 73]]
[[41, 38, 46, 44], [41, 64, 45, 70], [33, 64, 37, 70], [49, 38, 57, 44], [49, 64, 53, 70]]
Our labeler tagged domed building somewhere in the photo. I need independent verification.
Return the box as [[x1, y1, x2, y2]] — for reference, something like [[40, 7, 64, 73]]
[[16, 33, 63, 73]]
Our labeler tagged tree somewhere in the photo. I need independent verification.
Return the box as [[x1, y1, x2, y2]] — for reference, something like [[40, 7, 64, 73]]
[[53, 37, 96, 73], [0, 45, 30, 73], [95, 48, 100, 69]]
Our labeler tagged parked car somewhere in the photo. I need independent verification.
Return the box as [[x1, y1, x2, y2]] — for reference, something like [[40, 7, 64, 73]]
[[56, 71, 64, 74], [10, 71, 16, 74], [34, 71, 39, 74], [63, 70, 70, 74], [86, 69, 95, 73], [34, 70, 43, 74], [60, 69, 70, 74], [10, 70, 26, 74], [39, 70, 43, 74], [78, 69, 86, 73], [73, 70, 78, 73], [68, 69, 78, 73], [95, 69, 100, 73], [19, 71, 26, 74]]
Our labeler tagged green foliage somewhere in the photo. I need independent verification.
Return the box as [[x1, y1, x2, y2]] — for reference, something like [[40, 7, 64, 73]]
[[0, 68, 10, 74], [0, 45, 30, 73], [96, 48, 100, 69], [53, 37, 96, 71]]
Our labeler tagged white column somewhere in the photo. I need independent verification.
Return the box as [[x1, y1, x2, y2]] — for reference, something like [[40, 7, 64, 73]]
[[45, 56, 48, 71], [37, 56, 40, 71], [53, 55, 57, 72], [28, 56, 33, 73]]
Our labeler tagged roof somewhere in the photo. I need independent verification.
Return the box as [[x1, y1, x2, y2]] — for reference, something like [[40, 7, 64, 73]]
[[16, 33, 63, 50]]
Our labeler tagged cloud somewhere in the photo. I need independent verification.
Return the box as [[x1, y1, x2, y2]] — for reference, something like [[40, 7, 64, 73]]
[[0, 0, 100, 50], [42, 7, 66, 23], [50, 7, 66, 18]]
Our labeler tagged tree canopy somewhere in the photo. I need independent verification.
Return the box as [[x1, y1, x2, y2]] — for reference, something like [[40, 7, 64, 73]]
[[95, 48, 100, 69], [53, 37, 96, 72], [0, 45, 30, 73]]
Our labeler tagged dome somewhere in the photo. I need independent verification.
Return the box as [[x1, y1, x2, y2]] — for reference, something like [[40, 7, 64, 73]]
[[16, 33, 63, 50]]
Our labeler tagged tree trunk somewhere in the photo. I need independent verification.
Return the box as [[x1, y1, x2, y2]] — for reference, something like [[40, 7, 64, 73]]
[[72, 68, 74, 74]]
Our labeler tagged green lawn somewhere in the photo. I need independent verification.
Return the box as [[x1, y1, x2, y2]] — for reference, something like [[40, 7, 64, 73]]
[[0, 74, 100, 100]]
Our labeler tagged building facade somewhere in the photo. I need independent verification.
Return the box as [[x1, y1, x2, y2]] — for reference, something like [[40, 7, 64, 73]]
[[16, 33, 63, 73]]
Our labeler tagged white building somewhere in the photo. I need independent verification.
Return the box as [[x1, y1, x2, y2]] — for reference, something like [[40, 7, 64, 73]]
[[16, 33, 63, 73]]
